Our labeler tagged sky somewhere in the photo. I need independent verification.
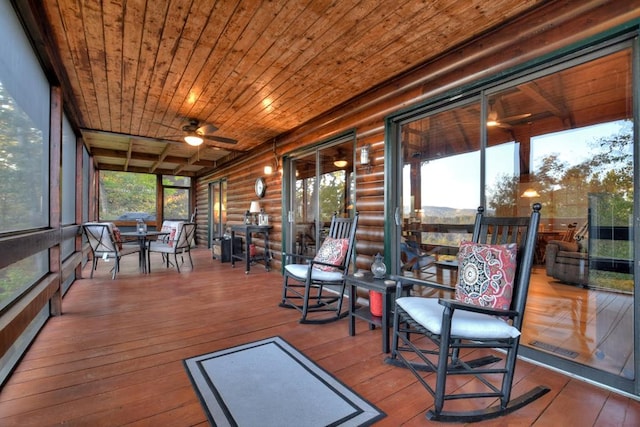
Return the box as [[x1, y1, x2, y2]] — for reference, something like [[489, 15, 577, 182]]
[[403, 120, 630, 212]]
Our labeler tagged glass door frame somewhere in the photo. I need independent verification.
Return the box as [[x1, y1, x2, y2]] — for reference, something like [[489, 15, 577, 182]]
[[281, 132, 356, 258], [384, 32, 639, 396]]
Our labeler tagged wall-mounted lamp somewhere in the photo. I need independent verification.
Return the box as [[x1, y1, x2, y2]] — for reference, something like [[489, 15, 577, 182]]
[[360, 144, 371, 165], [264, 139, 280, 174]]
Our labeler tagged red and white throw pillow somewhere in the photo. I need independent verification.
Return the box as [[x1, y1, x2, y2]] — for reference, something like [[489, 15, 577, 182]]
[[313, 237, 349, 272], [168, 228, 177, 247], [455, 241, 517, 311], [112, 226, 123, 250]]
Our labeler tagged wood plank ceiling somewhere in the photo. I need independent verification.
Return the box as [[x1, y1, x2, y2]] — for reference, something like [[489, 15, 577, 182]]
[[38, 0, 546, 176]]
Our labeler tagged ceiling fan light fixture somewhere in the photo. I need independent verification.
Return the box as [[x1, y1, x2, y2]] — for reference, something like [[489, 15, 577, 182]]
[[184, 134, 204, 146], [333, 159, 348, 168]]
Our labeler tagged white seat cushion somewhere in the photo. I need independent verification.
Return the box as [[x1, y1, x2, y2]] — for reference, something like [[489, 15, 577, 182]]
[[148, 241, 179, 254], [284, 263, 344, 282], [396, 297, 520, 339]]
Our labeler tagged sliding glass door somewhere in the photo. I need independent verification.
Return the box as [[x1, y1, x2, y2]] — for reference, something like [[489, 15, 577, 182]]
[[388, 38, 636, 393], [284, 135, 355, 256]]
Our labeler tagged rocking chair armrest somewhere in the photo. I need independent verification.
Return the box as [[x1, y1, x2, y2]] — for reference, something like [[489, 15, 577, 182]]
[[282, 251, 313, 264], [438, 298, 519, 319], [390, 274, 454, 297], [309, 259, 346, 271]]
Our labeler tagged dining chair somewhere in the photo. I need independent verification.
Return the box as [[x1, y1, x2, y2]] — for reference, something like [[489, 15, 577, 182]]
[[387, 204, 549, 422], [147, 222, 196, 272], [82, 222, 140, 279]]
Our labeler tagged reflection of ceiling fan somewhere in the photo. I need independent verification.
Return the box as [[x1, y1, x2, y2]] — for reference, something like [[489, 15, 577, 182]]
[[487, 100, 531, 129], [168, 118, 238, 146]]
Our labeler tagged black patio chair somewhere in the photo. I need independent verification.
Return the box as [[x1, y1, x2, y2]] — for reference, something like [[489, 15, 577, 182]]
[[387, 204, 549, 422], [280, 212, 359, 324]]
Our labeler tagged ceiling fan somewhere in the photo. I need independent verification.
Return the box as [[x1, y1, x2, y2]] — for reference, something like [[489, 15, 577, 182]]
[[486, 100, 531, 129], [169, 118, 238, 146]]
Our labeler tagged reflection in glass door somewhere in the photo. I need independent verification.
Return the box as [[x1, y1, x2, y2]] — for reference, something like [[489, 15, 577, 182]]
[[398, 99, 481, 287], [390, 41, 635, 392], [209, 179, 227, 243], [485, 46, 634, 381], [286, 136, 355, 257]]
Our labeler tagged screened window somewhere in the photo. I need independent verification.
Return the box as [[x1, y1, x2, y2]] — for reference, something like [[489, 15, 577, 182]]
[[0, 1, 50, 233], [0, 1, 50, 311], [162, 175, 191, 220], [99, 171, 156, 222]]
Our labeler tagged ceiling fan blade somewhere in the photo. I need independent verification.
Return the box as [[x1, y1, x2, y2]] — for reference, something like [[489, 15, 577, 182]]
[[204, 134, 238, 144], [500, 113, 532, 123], [197, 123, 219, 135]]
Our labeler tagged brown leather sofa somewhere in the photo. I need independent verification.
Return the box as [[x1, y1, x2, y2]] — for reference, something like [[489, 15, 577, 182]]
[[545, 240, 589, 286]]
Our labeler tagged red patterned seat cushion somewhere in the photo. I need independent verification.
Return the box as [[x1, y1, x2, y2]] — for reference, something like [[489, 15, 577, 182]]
[[455, 241, 517, 311]]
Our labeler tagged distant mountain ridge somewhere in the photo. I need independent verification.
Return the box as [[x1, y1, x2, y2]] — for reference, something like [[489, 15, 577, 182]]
[[421, 206, 484, 218]]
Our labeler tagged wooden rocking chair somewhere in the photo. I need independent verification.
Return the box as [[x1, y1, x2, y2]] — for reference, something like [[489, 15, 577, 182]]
[[387, 204, 549, 422], [280, 212, 359, 324]]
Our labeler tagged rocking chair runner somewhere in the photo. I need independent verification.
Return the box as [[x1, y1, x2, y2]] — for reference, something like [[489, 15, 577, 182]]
[[387, 204, 549, 422], [280, 212, 359, 324]]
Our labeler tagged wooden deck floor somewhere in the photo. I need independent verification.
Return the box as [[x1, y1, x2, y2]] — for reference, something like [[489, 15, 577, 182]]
[[1, 249, 640, 426]]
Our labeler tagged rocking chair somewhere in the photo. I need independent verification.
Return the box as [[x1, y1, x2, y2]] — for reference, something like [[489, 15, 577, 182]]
[[280, 212, 359, 324], [387, 204, 549, 422]]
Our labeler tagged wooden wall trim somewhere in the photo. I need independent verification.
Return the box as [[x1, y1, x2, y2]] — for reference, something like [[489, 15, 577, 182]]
[[0, 229, 59, 270], [0, 274, 57, 358], [61, 252, 82, 285]]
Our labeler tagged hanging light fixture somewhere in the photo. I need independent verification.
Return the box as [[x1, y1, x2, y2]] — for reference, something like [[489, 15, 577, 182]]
[[521, 188, 540, 198], [184, 133, 204, 146]]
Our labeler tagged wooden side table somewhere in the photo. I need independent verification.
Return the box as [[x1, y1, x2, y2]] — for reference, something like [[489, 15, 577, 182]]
[[346, 272, 412, 353], [230, 224, 273, 273]]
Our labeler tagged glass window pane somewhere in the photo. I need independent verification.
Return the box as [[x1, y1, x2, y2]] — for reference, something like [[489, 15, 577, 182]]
[[0, 1, 50, 233], [162, 175, 190, 187], [99, 171, 156, 222], [163, 187, 189, 220], [400, 100, 480, 283], [492, 47, 635, 380], [62, 115, 76, 225], [0, 251, 48, 311]]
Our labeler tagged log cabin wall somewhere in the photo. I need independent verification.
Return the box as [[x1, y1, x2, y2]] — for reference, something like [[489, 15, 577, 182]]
[[196, 0, 640, 273]]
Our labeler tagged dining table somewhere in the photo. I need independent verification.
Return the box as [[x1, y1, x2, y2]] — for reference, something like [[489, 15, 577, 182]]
[[120, 230, 169, 273]]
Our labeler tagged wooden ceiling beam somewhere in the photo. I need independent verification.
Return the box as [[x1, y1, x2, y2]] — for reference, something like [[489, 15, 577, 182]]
[[150, 144, 173, 173], [98, 163, 195, 177], [89, 147, 216, 167]]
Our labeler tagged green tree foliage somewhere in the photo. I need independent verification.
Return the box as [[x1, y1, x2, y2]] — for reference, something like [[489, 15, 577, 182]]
[[0, 81, 46, 232], [100, 171, 156, 219], [488, 120, 633, 222]]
